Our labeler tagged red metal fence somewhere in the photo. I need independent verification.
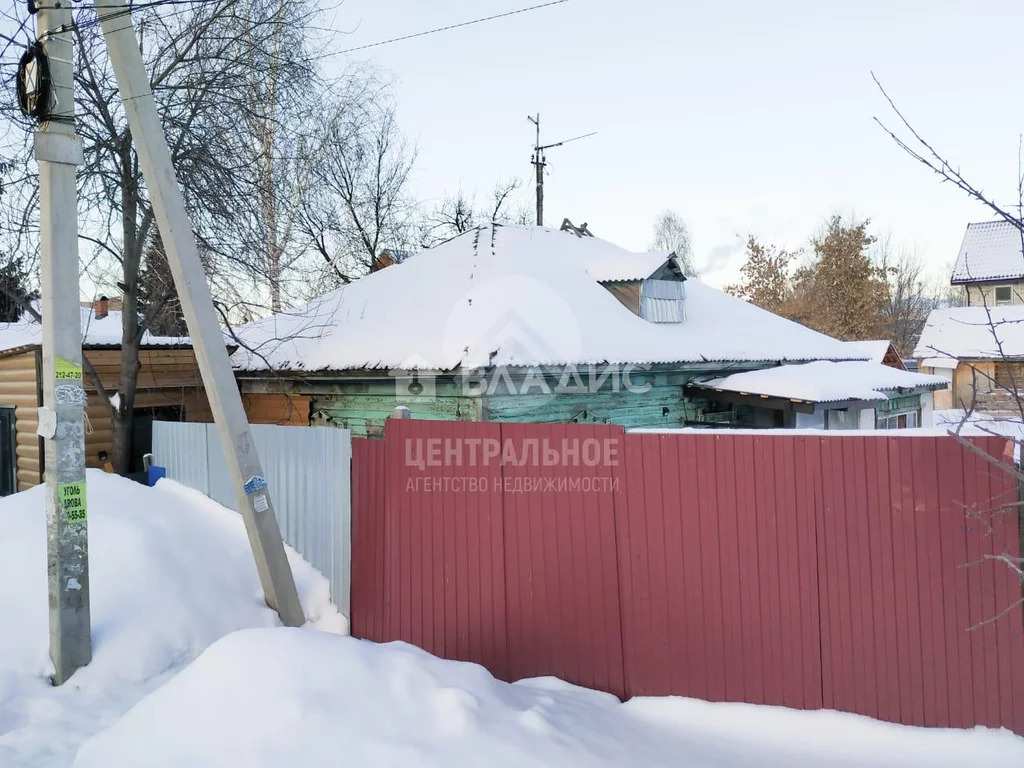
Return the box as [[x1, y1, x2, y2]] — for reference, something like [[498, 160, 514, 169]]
[[350, 419, 1024, 734]]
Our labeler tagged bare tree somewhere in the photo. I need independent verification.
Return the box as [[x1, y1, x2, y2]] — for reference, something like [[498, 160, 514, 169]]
[[0, 0, 373, 472], [875, 73, 1024, 612], [650, 209, 698, 277], [299, 96, 417, 289], [874, 235, 938, 356], [418, 178, 530, 248]]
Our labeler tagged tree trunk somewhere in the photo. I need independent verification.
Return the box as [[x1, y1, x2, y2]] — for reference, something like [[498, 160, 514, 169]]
[[113, 140, 144, 475]]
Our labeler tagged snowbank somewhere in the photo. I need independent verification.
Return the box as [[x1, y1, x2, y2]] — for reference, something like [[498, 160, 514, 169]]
[[74, 628, 1024, 768], [0, 471, 344, 767]]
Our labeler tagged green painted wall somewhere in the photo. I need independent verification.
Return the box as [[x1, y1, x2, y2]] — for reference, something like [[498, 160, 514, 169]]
[[310, 379, 479, 438], [296, 365, 759, 435]]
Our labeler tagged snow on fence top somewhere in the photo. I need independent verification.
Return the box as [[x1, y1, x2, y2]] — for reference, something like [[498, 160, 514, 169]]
[[233, 224, 863, 373], [914, 304, 1024, 364], [0, 305, 190, 355], [951, 220, 1024, 283], [697, 360, 947, 404]]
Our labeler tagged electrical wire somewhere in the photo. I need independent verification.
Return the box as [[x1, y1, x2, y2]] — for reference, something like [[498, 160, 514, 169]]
[[337, 0, 571, 55]]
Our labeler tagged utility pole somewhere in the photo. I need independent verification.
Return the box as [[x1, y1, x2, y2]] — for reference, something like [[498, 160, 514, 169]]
[[94, 0, 304, 627], [527, 114, 596, 228], [31, 0, 91, 683], [529, 114, 543, 226]]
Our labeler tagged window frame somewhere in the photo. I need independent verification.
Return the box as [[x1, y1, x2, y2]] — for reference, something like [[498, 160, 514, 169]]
[[995, 285, 1013, 305]]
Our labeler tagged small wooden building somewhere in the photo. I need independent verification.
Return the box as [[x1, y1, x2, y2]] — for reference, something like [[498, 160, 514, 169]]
[[232, 224, 871, 435], [0, 303, 213, 493]]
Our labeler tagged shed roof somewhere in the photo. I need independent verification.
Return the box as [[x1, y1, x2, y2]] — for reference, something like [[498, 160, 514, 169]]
[[0, 306, 190, 356], [693, 360, 947, 405], [233, 224, 864, 373], [841, 340, 892, 365], [951, 220, 1024, 283], [913, 305, 1024, 363]]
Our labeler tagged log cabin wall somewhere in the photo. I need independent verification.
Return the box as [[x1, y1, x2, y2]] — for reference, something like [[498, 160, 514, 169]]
[[0, 350, 42, 491], [0, 346, 214, 489]]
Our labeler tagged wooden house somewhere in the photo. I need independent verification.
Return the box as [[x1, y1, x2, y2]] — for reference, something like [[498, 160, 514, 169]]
[[915, 304, 1024, 415], [229, 224, 930, 435], [950, 220, 1024, 306], [0, 299, 213, 493]]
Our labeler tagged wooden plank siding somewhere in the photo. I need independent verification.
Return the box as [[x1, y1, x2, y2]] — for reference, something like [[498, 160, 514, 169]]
[[0, 346, 214, 489], [0, 351, 43, 491], [243, 393, 311, 426]]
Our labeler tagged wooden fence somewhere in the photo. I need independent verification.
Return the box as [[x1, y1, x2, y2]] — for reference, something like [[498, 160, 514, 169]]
[[350, 419, 1024, 734]]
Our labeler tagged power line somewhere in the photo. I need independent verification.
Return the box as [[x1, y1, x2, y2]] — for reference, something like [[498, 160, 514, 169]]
[[338, 0, 571, 55]]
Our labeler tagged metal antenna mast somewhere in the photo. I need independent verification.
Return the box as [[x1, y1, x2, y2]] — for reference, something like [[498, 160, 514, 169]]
[[528, 113, 596, 227]]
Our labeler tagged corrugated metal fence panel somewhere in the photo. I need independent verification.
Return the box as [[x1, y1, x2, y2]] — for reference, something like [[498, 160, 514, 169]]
[[382, 418, 509, 678], [152, 421, 353, 618], [350, 420, 1024, 735], [617, 432, 822, 707], [351, 437, 386, 642], [150, 421, 210, 495], [500, 422, 626, 696]]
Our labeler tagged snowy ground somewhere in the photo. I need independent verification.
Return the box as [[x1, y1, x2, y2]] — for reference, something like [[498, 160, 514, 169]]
[[0, 471, 344, 767], [2, 471, 1023, 767], [74, 628, 1024, 768]]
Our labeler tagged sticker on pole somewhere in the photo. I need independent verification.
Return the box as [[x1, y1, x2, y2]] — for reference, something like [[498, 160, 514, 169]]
[[59, 481, 87, 524], [55, 356, 82, 380], [252, 493, 269, 513], [243, 475, 267, 495]]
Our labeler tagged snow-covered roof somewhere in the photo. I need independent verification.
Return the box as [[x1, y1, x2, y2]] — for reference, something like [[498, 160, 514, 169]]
[[0, 306, 190, 355], [913, 305, 1024, 363], [694, 361, 947, 404], [583, 251, 672, 282], [233, 225, 864, 373], [841, 340, 892, 365], [951, 220, 1024, 283]]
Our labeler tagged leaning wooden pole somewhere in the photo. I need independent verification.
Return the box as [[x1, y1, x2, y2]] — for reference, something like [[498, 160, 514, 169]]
[[94, 0, 304, 626]]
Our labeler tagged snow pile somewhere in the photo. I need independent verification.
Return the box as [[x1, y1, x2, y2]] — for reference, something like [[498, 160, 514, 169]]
[[74, 628, 1024, 768], [0, 471, 344, 767], [233, 224, 862, 372], [698, 360, 947, 403], [914, 304, 1024, 363]]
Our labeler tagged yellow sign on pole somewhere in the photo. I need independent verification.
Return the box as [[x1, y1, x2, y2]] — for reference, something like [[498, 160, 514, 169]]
[[55, 356, 82, 380], [59, 481, 87, 524]]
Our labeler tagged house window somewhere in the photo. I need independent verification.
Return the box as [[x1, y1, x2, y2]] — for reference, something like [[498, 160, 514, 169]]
[[825, 409, 856, 430], [995, 285, 1013, 305], [877, 411, 918, 430]]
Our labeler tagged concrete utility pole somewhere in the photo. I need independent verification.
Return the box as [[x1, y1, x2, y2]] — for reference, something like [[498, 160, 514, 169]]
[[94, 0, 304, 626], [529, 113, 544, 226], [31, 0, 92, 684], [527, 114, 596, 229]]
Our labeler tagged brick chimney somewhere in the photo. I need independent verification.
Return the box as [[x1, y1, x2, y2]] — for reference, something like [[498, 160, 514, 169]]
[[93, 295, 109, 320]]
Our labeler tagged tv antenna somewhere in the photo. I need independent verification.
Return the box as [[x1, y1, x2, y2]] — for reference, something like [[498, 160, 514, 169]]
[[528, 113, 596, 226]]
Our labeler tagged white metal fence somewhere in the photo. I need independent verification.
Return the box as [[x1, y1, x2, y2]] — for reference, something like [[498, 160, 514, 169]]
[[151, 421, 352, 617]]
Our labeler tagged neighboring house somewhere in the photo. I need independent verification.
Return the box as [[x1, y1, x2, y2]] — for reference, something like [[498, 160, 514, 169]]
[[951, 220, 1024, 306], [915, 304, 1024, 415], [841, 340, 907, 370], [686, 361, 946, 430], [0, 298, 213, 493], [230, 224, 920, 436]]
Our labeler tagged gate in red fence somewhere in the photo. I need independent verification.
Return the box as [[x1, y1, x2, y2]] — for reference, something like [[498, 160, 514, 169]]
[[351, 419, 1024, 734]]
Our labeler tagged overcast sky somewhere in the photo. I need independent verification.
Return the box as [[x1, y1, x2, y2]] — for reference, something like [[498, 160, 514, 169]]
[[326, 0, 1024, 287]]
